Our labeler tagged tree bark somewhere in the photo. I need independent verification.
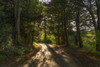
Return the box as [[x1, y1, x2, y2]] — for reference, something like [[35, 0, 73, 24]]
[[64, 7, 69, 47], [44, 17, 47, 40], [96, 0, 100, 51], [75, 8, 83, 48], [57, 24, 60, 44], [80, 0, 97, 32], [61, 20, 65, 44], [14, 0, 21, 44], [75, 35, 78, 45]]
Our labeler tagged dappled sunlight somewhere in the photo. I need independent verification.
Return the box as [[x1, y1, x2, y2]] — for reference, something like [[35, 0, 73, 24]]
[[87, 56, 100, 61], [19, 44, 77, 67], [39, 44, 47, 51], [1, 0, 100, 67]]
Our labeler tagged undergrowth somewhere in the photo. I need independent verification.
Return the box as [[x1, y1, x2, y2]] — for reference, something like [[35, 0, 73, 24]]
[[0, 44, 34, 61]]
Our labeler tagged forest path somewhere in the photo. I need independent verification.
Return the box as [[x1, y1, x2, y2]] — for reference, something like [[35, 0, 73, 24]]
[[19, 44, 77, 67]]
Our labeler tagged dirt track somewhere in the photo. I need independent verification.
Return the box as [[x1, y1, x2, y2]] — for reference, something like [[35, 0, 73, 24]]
[[1, 44, 100, 67], [19, 44, 77, 67]]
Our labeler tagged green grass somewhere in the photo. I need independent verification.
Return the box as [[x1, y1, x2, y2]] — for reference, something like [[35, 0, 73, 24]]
[[82, 31, 100, 58]]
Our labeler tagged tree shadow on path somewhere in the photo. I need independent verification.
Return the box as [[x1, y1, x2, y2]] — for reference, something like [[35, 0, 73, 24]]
[[46, 44, 76, 67], [20, 44, 77, 67]]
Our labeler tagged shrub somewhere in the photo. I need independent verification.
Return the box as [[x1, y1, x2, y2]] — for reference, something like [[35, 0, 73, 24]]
[[0, 55, 7, 61], [43, 38, 52, 44], [0, 24, 12, 49]]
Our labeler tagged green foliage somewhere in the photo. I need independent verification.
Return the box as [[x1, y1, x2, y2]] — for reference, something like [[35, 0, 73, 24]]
[[43, 38, 52, 44], [21, 45, 34, 54], [96, 30, 100, 51], [81, 31, 100, 57], [96, 30, 100, 44], [20, 0, 43, 44], [83, 31, 96, 51], [1, 46, 20, 56], [0, 55, 7, 61], [0, 24, 12, 48], [0, 0, 43, 61], [39, 32, 56, 44], [91, 50, 100, 57], [0, 0, 100, 62], [0, 44, 34, 61]]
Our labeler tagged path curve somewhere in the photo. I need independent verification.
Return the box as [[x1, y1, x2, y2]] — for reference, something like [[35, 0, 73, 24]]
[[19, 44, 77, 67]]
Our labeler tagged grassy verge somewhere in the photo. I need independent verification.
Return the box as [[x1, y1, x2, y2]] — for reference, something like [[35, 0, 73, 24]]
[[0, 42, 42, 62], [83, 43, 100, 58], [0, 42, 42, 67]]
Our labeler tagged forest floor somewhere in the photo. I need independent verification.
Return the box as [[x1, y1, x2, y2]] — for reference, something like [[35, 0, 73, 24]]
[[0, 44, 100, 67]]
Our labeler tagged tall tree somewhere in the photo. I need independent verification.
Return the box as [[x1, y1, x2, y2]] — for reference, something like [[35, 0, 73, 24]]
[[96, 0, 100, 51], [81, 0, 100, 50], [75, 0, 83, 48], [63, 1, 69, 46], [14, 0, 21, 44]]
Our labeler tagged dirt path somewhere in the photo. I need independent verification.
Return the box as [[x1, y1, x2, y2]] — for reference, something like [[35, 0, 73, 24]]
[[19, 44, 77, 67], [64, 47, 100, 67]]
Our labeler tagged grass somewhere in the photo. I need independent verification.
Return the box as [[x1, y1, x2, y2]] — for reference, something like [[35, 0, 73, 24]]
[[33, 42, 42, 49]]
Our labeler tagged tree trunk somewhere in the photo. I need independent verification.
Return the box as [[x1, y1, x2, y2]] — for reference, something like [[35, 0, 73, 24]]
[[57, 24, 60, 44], [44, 30, 47, 40], [61, 20, 65, 44], [44, 18, 47, 40], [75, 35, 78, 45], [75, 8, 83, 48], [14, 0, 21, 44], [87, 7, 97, 31], [64, 7, 69, 47], [96, 0, 100, 51]]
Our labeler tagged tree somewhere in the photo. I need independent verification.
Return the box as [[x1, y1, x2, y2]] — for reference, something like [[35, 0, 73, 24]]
[[81, 0, 100, 50], [75, 0, 83, 48], [95, 0, 100, 51], [14, 0, 22, 44]]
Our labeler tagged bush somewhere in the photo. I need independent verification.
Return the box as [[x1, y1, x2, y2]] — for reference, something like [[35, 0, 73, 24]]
[[23, 45, 34, 54], [90, 50, 100, 58], [0, 55, 7, 61], [0, 44, 34, 59], [0, 24, 12, 48], [0, 46, 23, 56], [43, 38, 52, 44]]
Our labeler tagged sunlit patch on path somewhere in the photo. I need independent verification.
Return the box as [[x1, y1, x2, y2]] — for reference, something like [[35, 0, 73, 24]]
[[19, 44, 77, 67]]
